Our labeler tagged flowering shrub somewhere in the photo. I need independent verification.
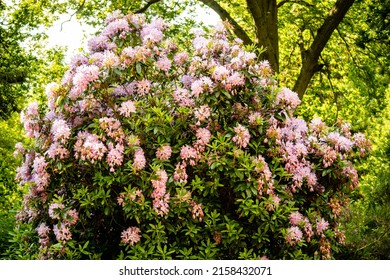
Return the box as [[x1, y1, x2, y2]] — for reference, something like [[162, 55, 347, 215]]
[[13, 11, 371, 260]]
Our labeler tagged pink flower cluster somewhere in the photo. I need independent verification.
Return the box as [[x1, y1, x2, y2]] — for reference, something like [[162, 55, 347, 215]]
[[74, 131, 107, 163], [232, 124, 250, 148], [121, 226, 141, 246], [151, 169, 170, 216], [156, 145, 172, 160], [287, 211, 314, 244], [275, 88, 301, 110]]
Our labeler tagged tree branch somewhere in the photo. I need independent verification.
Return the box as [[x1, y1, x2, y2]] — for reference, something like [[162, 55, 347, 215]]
[[293, 0, 355, 98], [198, 0, 253, 46], [135, 0, 162, 14], [277, 0, 291, 8], [60, 0, 86, 31]]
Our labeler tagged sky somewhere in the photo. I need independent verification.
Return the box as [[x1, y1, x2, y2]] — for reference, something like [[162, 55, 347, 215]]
[[45, 6, 220, 62]]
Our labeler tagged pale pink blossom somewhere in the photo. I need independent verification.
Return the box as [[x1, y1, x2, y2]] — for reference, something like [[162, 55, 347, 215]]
[[153, 194, 170, 216], [342, 164, 359, 189], [46, 143, 69, 160], [289, 212, 303, 226], [172, 88, 194, 107], [194, 105, 211, 123], [51, 119, 71, 144], [180, 145, 199, 166], [48, 203, 65, 219], [107, 143, 124, 172], [196, 128, 211, 146], [174, 52, 189, 65], [137, 79, 152, 95], [133, 148, 146, 171], [189, 200, 204, 221], [174, 161, 188, 184], [53, 223, 72, 241], [13, 142, 24, 158], [103, 18, 130, 38], [141, 25, 163, 44], [156, 56, 171, 72], [275, 88, 301, 110], [104, 10, 123, 24], [232, 124, 250, 148], [248, 112, 262, 125], [101, 50, 120, 68], [327, 132, 354, 152], [156, 145, 172, 160], [119, 100, 136, 117], [286, 226, 303, 245], [316, 218, 329, 235], [65, 209, 79, 226], [36, 223, 51, 237], [74, 131, 108, 162], [121, 226, 141, 246]]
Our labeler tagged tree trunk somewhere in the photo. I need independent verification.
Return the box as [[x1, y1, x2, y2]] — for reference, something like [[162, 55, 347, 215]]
[[293, 0, 355, 98], [246, 0, 279, 73]]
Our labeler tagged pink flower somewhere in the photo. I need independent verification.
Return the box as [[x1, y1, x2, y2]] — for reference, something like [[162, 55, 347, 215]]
[[74, 131, 108, 162], [353, 132, 371, 157], [48, 203, 65, 219], [99, 117, 124, 142], [53, 223, 72, 241], [232, 124, 250, 148], [103, 18, 130, 38], [180, 145, 199, 166], [189, 200, 204, 221], [342, 164, 358, 189], [289, 212, 303, 226], [156, 145, 172, 160], [141, 25, 163, 44], [153, 194, 170, 216], [327, 132, 354, 152], [212, 65, 230, 81], [133, 148, 146, 171], [101, 50, 120, 68], [172, 88, 194, 107], [174, 161, 188, 184], [105, 10, 123, 24], [107, 143, 124, 172], [316, 218, 329, 235], [46, 143, 69, 160], [156, 56, 171, 72], [119, 100, 136, 117], [121, 226, 141, 246], [309, 118, 327, 135], [191, 79, 204, 97], [137, 79, 152, 95], [174, 52, 189, 65], [322, 146, 337, 167], [13, 142, 24, 158], [51, 119, 71, 144], [248, 112, 262, 126], [286, 226, 303, 245], [36, 223, 51, 238], [194, 105, 211, 123], [275, 88, 301, 110], [196, 128, 211, 146], [88, 34, 110, 52], [65, 209, 79, 226]]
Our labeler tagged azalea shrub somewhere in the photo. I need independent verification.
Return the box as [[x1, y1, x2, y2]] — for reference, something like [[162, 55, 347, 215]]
[[12, 11, 371, 260]]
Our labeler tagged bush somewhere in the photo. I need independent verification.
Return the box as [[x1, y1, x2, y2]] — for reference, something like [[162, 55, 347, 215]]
[[341, 132, 390, 259], [10, 11, 370, 260]]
